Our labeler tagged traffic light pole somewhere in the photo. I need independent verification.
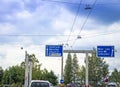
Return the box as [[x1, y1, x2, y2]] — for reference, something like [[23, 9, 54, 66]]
[[63, 50, 94, 87]]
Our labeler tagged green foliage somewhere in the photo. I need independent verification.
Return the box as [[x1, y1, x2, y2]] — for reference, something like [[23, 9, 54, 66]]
[[64, 53, 73, 84], [88, 51, 109, 87], [41, 70, 58, 85], [73, 54, 79, 74], [72, 53, 80, 83], [2, 69, 10, 84], [10, 83, 23, 87], [0, 67, 3, 85], [1, 54, 58, 86], [64, 53, 81, 84], [110, 68, 120, 83], [79, 66, 86, 84], [64, 49, 109, 87], [2, 66, 24, 84]]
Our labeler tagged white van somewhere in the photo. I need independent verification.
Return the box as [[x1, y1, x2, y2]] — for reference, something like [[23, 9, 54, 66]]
[[106, 82, 118, 87], [29, 80, 51, 87]]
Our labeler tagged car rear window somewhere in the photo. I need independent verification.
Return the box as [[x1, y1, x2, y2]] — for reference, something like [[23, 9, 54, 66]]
[[107, 85, 116, 87], [30, 82, 49, 87]]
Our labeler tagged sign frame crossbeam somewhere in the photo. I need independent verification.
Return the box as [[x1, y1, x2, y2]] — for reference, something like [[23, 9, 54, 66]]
[[64, 50, 94, 53]]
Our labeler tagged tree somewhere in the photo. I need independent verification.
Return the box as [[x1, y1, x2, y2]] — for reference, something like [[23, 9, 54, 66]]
[[110, 68, 120, 83], [0, 66, 3, 85], [79, 66, 86, 84], [43, 70, 58, 85], [88, 50, 109, 87], [72, 53, 80, 83], [28, 54, 42, 80], [2, 54, 58, 86], [2, 65, 24, 85], [64, 53, 73, 84], [28, 54, 42, 69]]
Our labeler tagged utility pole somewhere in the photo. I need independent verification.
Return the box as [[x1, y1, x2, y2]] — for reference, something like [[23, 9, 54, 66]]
[[24, 51, 29, 87], [29, 60, 32, 86], [21, 47, 33, 87], [64, 50, 94, 87]]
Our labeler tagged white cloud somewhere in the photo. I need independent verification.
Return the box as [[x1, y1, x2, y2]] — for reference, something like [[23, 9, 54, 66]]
[[51, 8, 74, 31], [0, 44, 24, 69], [15, 10, 32, 19], [0, 23, 17, 34], [0, 1, 120, 76], [13, 36, 34, 46]]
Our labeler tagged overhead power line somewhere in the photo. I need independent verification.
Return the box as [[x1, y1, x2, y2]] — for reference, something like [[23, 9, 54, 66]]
[[0, 30, 119, 37], [66, 0, 83, 45], [81, 30, 120, 39], [41, 0, 79, 5], [0, 34, 78, 37], [0, 31, 119, 46], [41, 0, 120, 6], [71, 0, 98, 47]]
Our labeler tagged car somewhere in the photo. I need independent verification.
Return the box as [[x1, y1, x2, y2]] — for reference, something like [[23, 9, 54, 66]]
[[29, 80, 51, 87], [66, 83, 81, 87], [106, 82, 118, 87]]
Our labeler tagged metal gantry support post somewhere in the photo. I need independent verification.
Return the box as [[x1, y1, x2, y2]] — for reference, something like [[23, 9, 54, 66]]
[[61, 55, 63, 80], [63, 50, 94, 87], [86, 52, 89, 87]]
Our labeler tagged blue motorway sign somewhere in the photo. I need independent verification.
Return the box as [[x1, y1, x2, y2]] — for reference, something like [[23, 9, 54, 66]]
[[45, 45, 63, 57], [97, 46, 115, 57]]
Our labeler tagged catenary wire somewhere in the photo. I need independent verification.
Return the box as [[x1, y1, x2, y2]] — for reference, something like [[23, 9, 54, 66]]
[[0, 34, 78, 37], [0, 30, 119, 37], [41, 0, 120, 5], [0, 30, 119, 45], [66, 0, 83, 45], [71, 0, 98, 47]]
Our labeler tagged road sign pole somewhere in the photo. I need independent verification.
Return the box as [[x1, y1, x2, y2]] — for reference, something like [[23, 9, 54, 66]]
[[45, 45, 64, 84]]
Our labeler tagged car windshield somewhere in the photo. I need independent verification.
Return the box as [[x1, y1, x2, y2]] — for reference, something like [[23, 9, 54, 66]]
[[30, 82, 49, 87]]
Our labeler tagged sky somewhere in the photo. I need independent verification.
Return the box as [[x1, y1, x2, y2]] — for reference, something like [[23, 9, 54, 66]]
[[0, 0, 120, 78]]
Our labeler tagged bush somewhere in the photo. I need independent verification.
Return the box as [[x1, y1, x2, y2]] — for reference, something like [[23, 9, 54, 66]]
[[10, 83, 23, 87]]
